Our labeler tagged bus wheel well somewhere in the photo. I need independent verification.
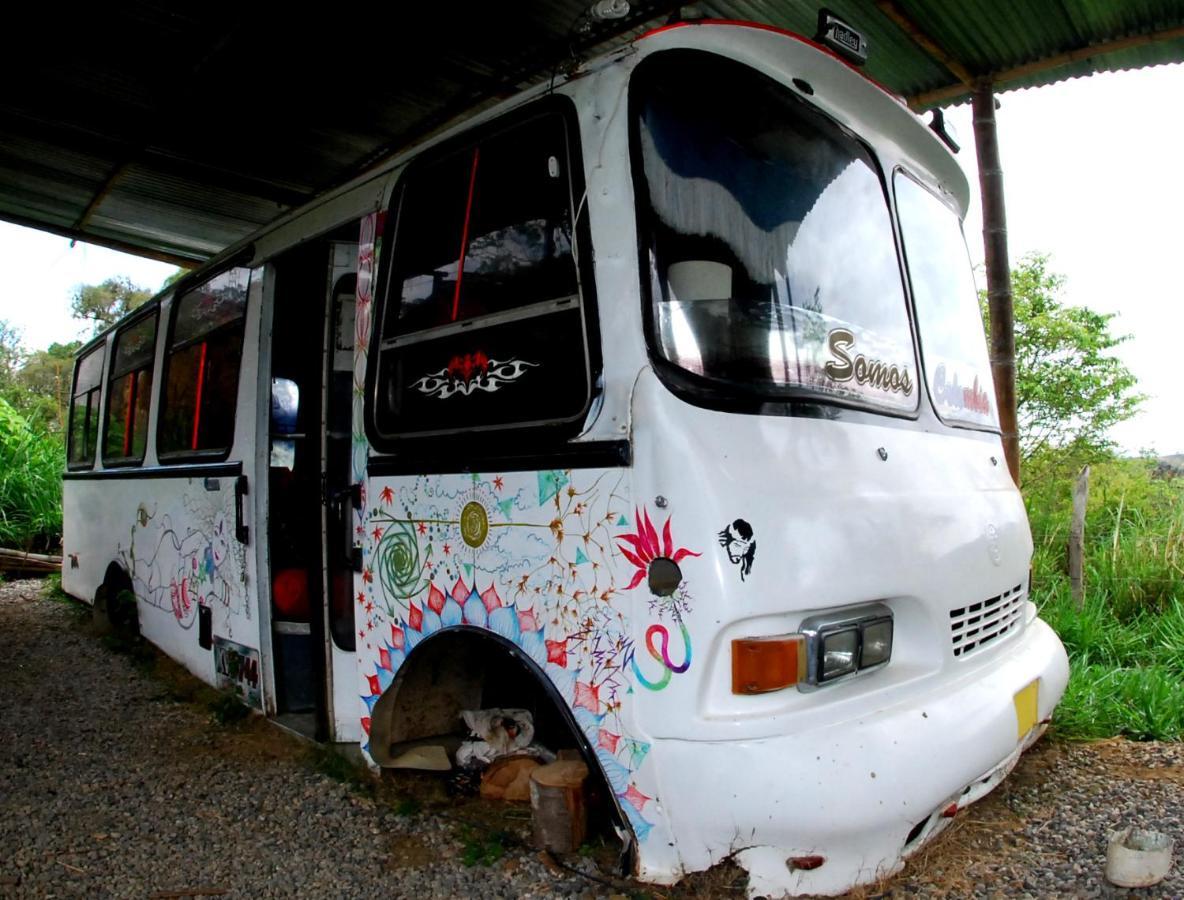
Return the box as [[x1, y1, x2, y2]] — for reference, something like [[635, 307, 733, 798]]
[[95, 561, 138, 635], [369, 627, 632, 859]]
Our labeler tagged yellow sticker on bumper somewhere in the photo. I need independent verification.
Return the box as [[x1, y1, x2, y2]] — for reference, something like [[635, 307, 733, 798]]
[[1014, 679, 1040, 740]]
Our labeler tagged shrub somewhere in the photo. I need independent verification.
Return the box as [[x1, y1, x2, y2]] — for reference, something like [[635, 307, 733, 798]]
[[0, 397, 63, 549], [1029, 456, 1184, 740]]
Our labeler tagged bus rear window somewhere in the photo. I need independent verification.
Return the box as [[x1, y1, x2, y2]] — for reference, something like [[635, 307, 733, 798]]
[[158, 269, 249, 458], [68, 344, 105, 469], [894, 173, 998, 429], [631, 51, 917, 413], [104, 311, 158, 465]]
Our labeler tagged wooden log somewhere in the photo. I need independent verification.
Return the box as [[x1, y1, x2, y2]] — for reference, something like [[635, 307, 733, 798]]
[[1070, 464, 1090, 608], [0, 548, 62, 574], [530, 760, 588, 853], [480, 754, 541, 802]]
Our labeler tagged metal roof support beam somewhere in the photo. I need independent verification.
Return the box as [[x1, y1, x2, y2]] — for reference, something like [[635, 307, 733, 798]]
[[910, 22, 1184, 109], [873, 0, 976, 87], [972, 81, 1020, 484], [75, 162, 129, 232]]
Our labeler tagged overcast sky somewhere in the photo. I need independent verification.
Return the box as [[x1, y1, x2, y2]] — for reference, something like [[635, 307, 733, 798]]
[[1, 60, 1182, 453]]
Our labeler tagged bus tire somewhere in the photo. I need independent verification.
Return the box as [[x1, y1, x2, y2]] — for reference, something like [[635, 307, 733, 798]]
[[94, 563, 139, 638]]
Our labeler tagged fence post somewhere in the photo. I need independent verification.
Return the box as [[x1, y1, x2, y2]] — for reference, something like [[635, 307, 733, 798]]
[[1070, 464, 1090, 608]]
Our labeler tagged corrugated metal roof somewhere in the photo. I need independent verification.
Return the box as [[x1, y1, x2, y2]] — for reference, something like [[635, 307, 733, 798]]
[[2, 1, 1182, 264]]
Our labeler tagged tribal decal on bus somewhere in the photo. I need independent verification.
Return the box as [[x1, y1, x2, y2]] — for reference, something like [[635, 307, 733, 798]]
[[411, 354, 538, 399]]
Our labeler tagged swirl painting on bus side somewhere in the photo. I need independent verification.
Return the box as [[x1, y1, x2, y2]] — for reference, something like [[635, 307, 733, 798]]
[[357, 474, 700, 843]]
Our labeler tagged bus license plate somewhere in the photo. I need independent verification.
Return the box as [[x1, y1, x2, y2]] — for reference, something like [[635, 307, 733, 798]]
[[1014, 679, 1039, 740]]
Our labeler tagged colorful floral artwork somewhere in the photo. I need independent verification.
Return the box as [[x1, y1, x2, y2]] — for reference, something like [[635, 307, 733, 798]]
[[617, 510, 697, 692], [356, 474, 701, 843]]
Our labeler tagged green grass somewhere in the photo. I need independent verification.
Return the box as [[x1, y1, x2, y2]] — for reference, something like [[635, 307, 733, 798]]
[[458, 825, 510, 867], [0, 398, 63, 549], [309, 745, 375, 796], [1027, 455, 1184, 741], [207, 693, 250, 725]]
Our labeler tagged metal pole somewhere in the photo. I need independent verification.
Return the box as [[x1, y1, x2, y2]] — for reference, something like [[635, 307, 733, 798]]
[[972, 81, 1020, 484]]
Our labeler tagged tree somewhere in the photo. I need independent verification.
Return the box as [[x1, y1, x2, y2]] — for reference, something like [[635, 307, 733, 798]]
[[982, 253, 1143, 459], [15, 341, 83, 432], [71, 276, 151, 332], [0, 319, 21, 393]]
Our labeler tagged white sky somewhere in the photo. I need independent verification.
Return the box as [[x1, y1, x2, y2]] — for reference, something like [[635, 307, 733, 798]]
[[0, 60, 1182, 452], [0, 223, 176, 349]]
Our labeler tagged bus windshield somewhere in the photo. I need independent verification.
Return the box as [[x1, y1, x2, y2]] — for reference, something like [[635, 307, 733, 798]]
[[895, 173, 999, 428], [632, 51, 917, 411]]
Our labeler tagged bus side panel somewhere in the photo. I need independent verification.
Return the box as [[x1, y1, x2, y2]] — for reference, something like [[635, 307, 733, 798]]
[[355, 466, 678, 855], [61, 479, 115, 603], [124, 477, 257, 692], [60, 268, 266, 709], [61, 473, 261, 704]]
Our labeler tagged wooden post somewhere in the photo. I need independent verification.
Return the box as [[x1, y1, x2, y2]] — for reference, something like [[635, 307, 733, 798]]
[[530, 760, 589, 853], [972, 81, 1020, 485], [1070, 465, 1090, 608]]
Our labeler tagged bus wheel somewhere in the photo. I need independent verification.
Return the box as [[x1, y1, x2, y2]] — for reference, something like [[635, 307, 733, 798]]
[[368, 628, 635, 873], [94, 563, 139, 638]]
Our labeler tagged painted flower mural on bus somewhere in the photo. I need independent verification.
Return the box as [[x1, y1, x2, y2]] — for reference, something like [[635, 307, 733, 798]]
[[355, 471, 695, 843], [617, 508, 700, 589], [617, 510, 698, 692]]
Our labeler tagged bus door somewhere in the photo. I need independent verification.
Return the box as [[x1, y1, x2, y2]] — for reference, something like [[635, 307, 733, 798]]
[[321, 243, 361, 741], [265, 230, 358, 739]]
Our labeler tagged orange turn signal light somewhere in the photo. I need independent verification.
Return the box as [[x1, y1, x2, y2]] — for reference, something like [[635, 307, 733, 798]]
[[732, 634, 807, 694]]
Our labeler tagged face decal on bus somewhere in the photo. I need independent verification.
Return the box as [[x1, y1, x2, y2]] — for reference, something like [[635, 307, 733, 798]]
[[718, 518, 757, 581]]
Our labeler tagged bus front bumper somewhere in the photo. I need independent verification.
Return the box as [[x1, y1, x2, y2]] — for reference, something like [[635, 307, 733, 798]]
[[637, 614, 1069, 897]]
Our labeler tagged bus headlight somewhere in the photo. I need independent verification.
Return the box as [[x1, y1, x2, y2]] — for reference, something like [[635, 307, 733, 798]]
[[800, 603, 893, 689], [730, 605, 894, 694], [860, 617, 894, 668], [820, 628, 859, 680]]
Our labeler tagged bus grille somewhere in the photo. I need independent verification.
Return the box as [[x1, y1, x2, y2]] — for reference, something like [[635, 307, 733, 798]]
[[949, 584, 1025, 658]]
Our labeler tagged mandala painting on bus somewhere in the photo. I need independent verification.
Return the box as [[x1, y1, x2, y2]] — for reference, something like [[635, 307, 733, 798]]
[[357, 471, 699, 842]]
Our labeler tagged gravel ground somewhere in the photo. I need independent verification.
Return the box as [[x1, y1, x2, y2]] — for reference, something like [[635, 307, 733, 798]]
[[0, 580, 612, 899], [1, 577, 1180, 899]]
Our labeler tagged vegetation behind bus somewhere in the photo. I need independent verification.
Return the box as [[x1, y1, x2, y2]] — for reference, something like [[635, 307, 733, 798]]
[[0, 273, 168, 549], [988, 255, 1183, 741]]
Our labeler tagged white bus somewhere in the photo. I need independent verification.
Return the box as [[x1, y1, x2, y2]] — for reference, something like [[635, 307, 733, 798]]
[[62, 17, 1068, 897]]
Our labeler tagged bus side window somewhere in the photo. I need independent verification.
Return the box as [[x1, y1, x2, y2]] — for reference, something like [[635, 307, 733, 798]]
[[158, 268, 250, 459], [103, 310, 158, 465], [67, 344, 106, 469], [370, 106, 595, 444]]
